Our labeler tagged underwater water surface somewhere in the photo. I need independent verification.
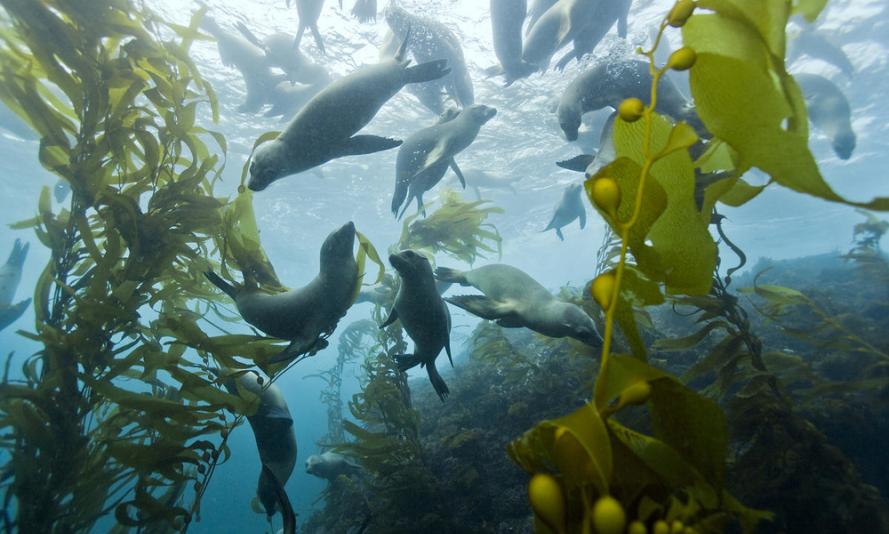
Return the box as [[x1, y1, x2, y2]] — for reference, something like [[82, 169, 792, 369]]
[[1, 0, 888, 533]]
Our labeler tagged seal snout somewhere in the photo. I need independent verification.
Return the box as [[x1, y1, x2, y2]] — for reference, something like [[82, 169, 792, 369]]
[[388, 252, 409, 272]]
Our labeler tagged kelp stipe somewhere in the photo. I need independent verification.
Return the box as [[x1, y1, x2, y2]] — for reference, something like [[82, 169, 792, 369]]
[[0, 2, 295, 531]]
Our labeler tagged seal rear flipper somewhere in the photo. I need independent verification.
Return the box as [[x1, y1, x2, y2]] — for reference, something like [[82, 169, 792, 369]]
[[449, 159, 466, 188], [394, 354, 422, 372], [6, 239, 28, 269], [351, 0, 377, 23], [309, 23, 326, 55], [556, 154, 595, 173], [0, 299, 31, 332], [426, 361, 449, 401], [444, 295, 513, 320], [403, 60, 451, 85], [433, 267, 468, 285], [380, 308, 399, 328], [261, 464, 296, 533], [336, 135, 402, 158], [204, 271, 238, 300]]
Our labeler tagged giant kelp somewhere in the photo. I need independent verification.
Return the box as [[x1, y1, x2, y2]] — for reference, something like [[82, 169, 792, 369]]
[[396, 189, 503, 264], [0, 2, 295, 531], [509, 1, 889, 532]]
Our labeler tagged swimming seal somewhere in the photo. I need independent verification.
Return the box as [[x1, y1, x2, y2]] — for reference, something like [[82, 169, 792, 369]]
[[554, 0, 632, 71], [789, 26, 854, 77], [305, 451, 362, 480], [248, 32, 450, 191], [235, 24, 331, 86], [0, 239, 30, 333], [384, 4, 474, 110], [796, 73, 856, 160], [490, 0, 538, 85], [224, 371, 297, 517], [265, 81, 325, 119], [289, 0, 327, 55], [543, 183, 586, 241], [205, 222, 358, 363], [382, 250, 453, 401], [522, 0, 600, 69], [557, 59, 691, 141], [446, 169, 522, 199], [526, 0, 558, 35], [200, 17, 285, 113], [392, 104, 497, 219], [435, 263, 600, 346]]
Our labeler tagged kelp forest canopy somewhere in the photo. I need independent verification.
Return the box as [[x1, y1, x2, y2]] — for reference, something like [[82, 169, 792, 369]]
[[0, 0, 887, 533]]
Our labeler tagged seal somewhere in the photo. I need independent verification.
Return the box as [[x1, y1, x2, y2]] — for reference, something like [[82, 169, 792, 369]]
[[265, 80, 325, 119], [248, 32, 451, 191], [522, 0, 601, 69], [205, 222, 358, 363], [305, 451, 362, 480], [526, 0, 558, 35], [289, 0, 327, 55], [384, 4, 474, 109], [392, 104, 498, 219], [235, 23, 331, 86], [543, 183, 586, 241], [795, 73, 856, 160], [446, 169, 522, 199], [200, 17, 285, 113], [435, 263, 601, 345], [0, 239, 30, 333], [554, 0, 632, 71], [557, 59, 691, 141], [224, 371, 297, 517], [789, 26, 854, 77], [381, 250, 453, 401], [490, 0, 538, 85]]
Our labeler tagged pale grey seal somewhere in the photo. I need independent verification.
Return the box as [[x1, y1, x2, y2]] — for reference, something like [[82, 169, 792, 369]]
[[522, 0, 601, 69], [435, 263, 600, 345], [543, 183, 587, 241], [200, 17, 286, 113], [384, 4, 474, 110], [392, 104, 498, 219], [205, 222, 357, 363], [381, 250, 453, 401], [490, 0, 537, 85], [554, 0, 632, 71], [248, 32, 451, 191], [235, 23, 331, 86], [796, 73, 856, 160], [289, 0, 327, 55], [0, 239, 30, 333]]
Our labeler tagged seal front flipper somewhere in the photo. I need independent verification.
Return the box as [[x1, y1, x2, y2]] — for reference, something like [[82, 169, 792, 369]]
[[335, 135, 402, 158], [556, 154, 595, 173], [204, 270, 238, 300], [444, 295, 515, 321], [433, 267, 469, 286], [0, 299, 31, 332], [380, 308, 399, 329], [578, 205, 586, 229], [449, 159, 466, 188], [309, 23, 326, 55], [402, 59, 451, 85], [556, 228, 565, 241]]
